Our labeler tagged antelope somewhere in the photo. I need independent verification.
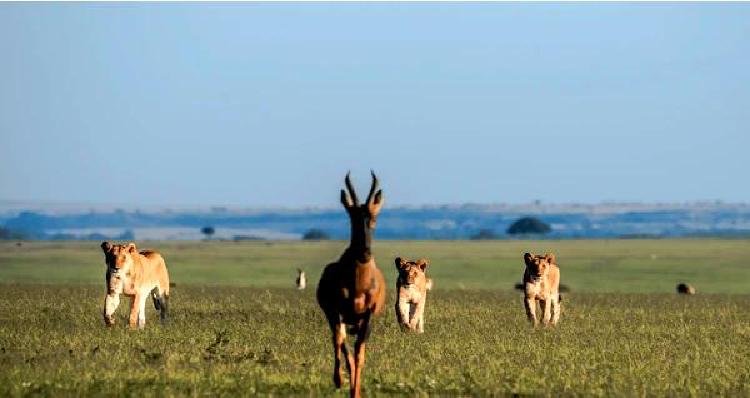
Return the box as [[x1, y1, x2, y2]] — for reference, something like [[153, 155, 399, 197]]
[[317, 171, 386, 398], [296, 268, 306, 290]]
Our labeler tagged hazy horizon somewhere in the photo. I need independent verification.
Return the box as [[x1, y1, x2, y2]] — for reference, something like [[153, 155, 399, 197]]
[[1, 197, 747, 215], [2, 3, 749, 207]]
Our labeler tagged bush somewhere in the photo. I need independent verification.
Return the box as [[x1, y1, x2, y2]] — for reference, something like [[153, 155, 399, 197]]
[[302, 228, 330, 240], [201, 226, 215, 240], [470, 229, 496, 240], [507, 217, 551, 235]]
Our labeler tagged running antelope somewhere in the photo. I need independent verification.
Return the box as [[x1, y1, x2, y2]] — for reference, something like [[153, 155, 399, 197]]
[[317, 171, 386, 398]]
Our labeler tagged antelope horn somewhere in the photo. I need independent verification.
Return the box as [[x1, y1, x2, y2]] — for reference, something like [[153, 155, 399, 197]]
[[366, 170, 379, 204], [344, 171, 360, 206]]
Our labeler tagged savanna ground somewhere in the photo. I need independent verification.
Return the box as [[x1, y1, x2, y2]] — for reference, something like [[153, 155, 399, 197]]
[[0, 240, 749, 396]]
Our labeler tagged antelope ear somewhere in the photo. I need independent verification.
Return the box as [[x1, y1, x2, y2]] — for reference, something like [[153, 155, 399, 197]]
[[373, 190, 383, 205], [416, 258, 429, 271], [101, 241, 112, 253], [524, 252, 533, 266], [126, 242, 137, 254], [545, 253, 556, 264], [341, 189, 354, 209], [369, 190, 384, 216]]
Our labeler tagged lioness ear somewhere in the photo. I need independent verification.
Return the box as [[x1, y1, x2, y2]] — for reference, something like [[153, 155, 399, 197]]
[[545, 253, 556, 264], [524, 252, 533, 265], [416, 258, 429, 271], [101, 241, 112, 253], [126, 242, 137, 253]]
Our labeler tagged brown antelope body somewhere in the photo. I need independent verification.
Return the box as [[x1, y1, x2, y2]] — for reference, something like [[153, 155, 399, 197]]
[[317, 172, 386, 398]]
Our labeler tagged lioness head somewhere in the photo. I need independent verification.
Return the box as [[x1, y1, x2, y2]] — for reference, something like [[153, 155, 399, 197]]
[[101, 241, 137, 274], [395, 257, 429, 285], [524, 252, 555, 280]]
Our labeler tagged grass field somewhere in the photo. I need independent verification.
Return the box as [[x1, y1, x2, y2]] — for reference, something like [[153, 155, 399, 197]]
[[1, 240, 749, 396], [1, 239, 749, 292]]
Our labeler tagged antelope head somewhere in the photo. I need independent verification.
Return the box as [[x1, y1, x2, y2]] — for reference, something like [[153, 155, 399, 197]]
[[340, 171, 384, 255]]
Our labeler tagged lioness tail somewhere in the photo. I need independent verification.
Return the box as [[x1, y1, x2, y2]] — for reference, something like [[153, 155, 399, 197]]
[[150, 287, 169, 322], [151, 287, 161, 310]]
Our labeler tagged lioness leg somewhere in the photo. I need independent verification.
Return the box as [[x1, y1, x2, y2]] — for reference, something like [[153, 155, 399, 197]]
[[103, 293, 120, 326], [524, 297, 538, 326], [396, 299, 411, 331], [128, 294, 139, 328], [136, 292, 148, 329], [411, 300, 426, 334], [540, 299, 552, 326], [550, 295, 561, 325]]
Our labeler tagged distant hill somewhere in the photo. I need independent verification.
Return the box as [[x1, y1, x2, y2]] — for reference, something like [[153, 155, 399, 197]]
[[1, 201, 749, 240]]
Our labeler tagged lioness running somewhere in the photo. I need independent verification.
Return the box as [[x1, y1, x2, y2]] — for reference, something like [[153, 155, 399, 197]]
[[101, 241, 170, 329], [522, 252, 561, 327], [395, 257, 432, 333]]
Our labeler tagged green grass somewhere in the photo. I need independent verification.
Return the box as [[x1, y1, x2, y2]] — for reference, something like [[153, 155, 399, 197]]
[[0, 286, 748, 396], [1, 239, 749, 293], [0, 240, 749, 396]]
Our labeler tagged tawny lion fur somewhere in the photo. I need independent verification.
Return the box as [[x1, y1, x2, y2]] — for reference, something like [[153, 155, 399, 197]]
[[101, 241, 170, 329], [395, 257, 432, 333], [522, 252, 561, 327]]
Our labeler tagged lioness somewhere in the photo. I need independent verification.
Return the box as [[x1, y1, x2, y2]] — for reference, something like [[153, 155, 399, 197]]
[[101, 241, 170, 329], [395, 257, 432, 333], [523, 252, 561, 326]]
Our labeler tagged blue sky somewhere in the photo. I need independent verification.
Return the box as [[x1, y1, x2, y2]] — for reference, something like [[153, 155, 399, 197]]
[[1, 3, 748, 208]]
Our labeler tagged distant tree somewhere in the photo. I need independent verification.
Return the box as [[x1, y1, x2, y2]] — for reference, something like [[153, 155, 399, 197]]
[[506, 217, 551, 235], [302, 228, 330, 240], [201, 226, 216, 240], [470, 228, 497, 240]]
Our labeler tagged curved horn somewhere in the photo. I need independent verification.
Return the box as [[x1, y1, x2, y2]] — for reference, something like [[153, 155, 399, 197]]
[[366, 170, 379, 204], [344, 171, 360, 206]]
